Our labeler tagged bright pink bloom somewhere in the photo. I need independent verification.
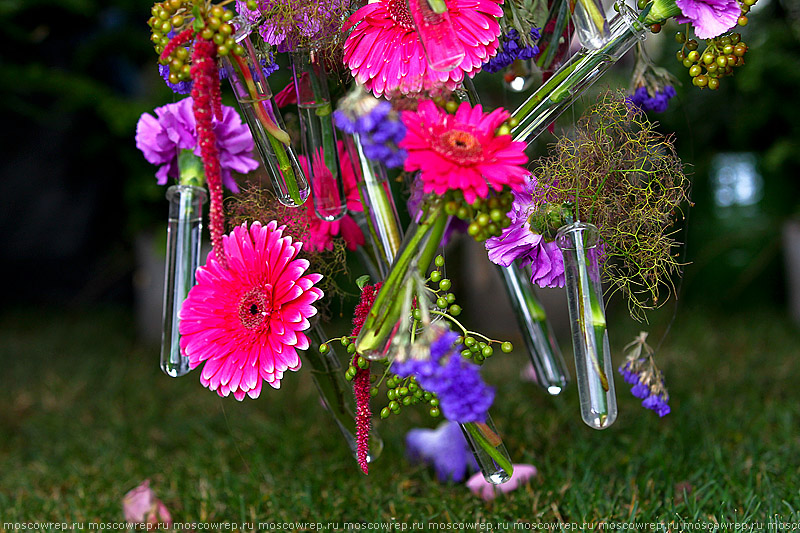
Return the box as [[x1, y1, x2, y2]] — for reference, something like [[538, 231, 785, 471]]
[[122, 480, 172, 527], [466, 463, 538, 500], [675, 0, 740, 39], [179, 221, 324, 400], [400, 101, 529, 204], [298, 142, 365, 253], [343, 0, 502, 97]]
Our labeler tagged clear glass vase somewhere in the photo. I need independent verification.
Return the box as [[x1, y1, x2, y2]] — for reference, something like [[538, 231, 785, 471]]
[[160, 185, 207, 378], [512, 5, 646, 144], [407, 0, 466, 72], [222, 32, 310, 207], [497, 264, 569, 395], [343, 133, 404, 278], [461, 415, 513, 484], [291, 49, 347, 221], [556, 222, 617, 430], [305, 323, 384, 465], [354, 199, 448, 360], [573, 0, 611, 50]]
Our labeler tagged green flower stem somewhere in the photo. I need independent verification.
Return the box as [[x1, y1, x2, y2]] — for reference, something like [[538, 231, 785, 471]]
[[535, 0, 572, 71], [355, 199, 447, 356], [462, 421, 514, 478], [426, 0, 448, 14], [578, 0, 608, 34], [352, 135, 404, 269], [642, 0, 680, 24], [177, 149, 206, 187], [575, 233, 610, 417], [231, 54, 303, 206], [511, 8, 646, 144]]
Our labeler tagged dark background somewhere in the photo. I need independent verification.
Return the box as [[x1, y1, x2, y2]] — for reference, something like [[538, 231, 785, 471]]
[[1, 0, 798, 321]]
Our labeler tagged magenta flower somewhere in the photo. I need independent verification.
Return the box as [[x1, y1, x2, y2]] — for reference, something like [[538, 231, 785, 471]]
[[343, 0, 502, 97], [122, 480, 172, 527], [179, 221, 324, 400], [675, 0, 740, 39], [466, 463, 538, 500], [135, 96, 259, 192], [400, 101, 529, 205], [485, 177, 565, 289], [298, 142, 366, 253]]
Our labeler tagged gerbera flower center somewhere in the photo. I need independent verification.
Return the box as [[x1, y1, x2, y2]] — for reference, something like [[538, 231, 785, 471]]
[[435, 129, 483, 164], [238, 287, 273, 330], [385, 0, 415, 30]]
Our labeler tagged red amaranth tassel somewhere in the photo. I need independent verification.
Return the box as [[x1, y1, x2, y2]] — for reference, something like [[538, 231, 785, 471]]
[[351, 282, 382, 337], [352, 360, 372, 475], [190, 37, 227, 267], [160, 27, 195, 63]]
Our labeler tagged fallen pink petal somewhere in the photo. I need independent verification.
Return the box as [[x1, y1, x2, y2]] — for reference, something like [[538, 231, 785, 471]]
[[466, 464, 538, 501], [123, 480, 172, 526]]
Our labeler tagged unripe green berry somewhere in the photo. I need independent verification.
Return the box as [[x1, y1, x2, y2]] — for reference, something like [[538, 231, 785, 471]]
[[430, 270, 442, 283], [501, 341, 513, 353], [439, 278, 451, 291], [449, 304, 462, 316], [380, 407, 390, 418]]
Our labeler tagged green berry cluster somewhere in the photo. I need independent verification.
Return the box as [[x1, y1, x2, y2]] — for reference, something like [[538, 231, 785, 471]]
[[148, 0, 244, 84], [378, 374, 440, 419], [442, 192, 513, 242], [737, 0, 757, 26], [414, 255, 462, 318], [458, 335, 513, 365], [675, 32, 748, 90]]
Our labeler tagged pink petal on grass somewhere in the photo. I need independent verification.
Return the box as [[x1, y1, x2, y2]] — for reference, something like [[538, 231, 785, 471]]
[[466, 464, 538, 501]]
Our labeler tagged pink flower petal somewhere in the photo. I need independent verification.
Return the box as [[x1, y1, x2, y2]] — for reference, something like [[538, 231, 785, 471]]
[[466, 464, 537, 501]]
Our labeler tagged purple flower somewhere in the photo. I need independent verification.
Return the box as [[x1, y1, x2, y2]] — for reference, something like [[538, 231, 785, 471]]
[[392, 330, 495, 424], [405, 421, 477, 482], [334, 101, 407, 169], [630, 382, 651, 399], [135, 97, 259, 192], [236, 0, 348, 50], [158, 64, 192, 95], [675, 0, 740, 39], [628, 86, 677, 113], [485, 176, 565, 288], [642, 394, 671, 417], [483, 28, 541, 73]]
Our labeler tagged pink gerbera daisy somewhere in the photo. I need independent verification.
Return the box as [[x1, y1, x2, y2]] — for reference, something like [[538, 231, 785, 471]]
[[343, 0, 502, 98], [299, 141, 366, 252], [179, 221, 324, 400], [400, 100, 530, 204]]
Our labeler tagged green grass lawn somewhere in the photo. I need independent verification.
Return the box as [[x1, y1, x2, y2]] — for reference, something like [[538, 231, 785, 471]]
[[1, 303, 800, 527]]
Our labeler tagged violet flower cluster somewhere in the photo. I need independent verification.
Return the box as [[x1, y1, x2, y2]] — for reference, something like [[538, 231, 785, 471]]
[[485, 176, 565, 288], [392, 330, 495, 424], [482, 28, 541, 74], [628, 86, 677, 113], [235, 0, 347, 52], [334, 101, 407, 169], [619, 359, 671, 417]]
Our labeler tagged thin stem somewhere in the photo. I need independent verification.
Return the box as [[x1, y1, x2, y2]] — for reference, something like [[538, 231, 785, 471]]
[[462, 422, 514, 477]]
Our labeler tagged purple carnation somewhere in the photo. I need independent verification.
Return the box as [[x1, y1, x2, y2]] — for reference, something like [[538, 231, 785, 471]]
[[675, 0, 740, 39], [405, 421, 477, 482], [392, 330, 495, 424], [135, 97, 259, 192], [628, 86, 677, 113], [485, 176, 565, 288]]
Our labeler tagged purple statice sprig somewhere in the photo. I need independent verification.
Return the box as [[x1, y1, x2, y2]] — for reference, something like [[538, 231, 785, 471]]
[[618, 332, 671, 417], [627, 85, 677, 114], [483, 27, 541, 74], [334, 100, 407, 169], [392, 329, 495, 424], [405, 421, 478, 482]]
